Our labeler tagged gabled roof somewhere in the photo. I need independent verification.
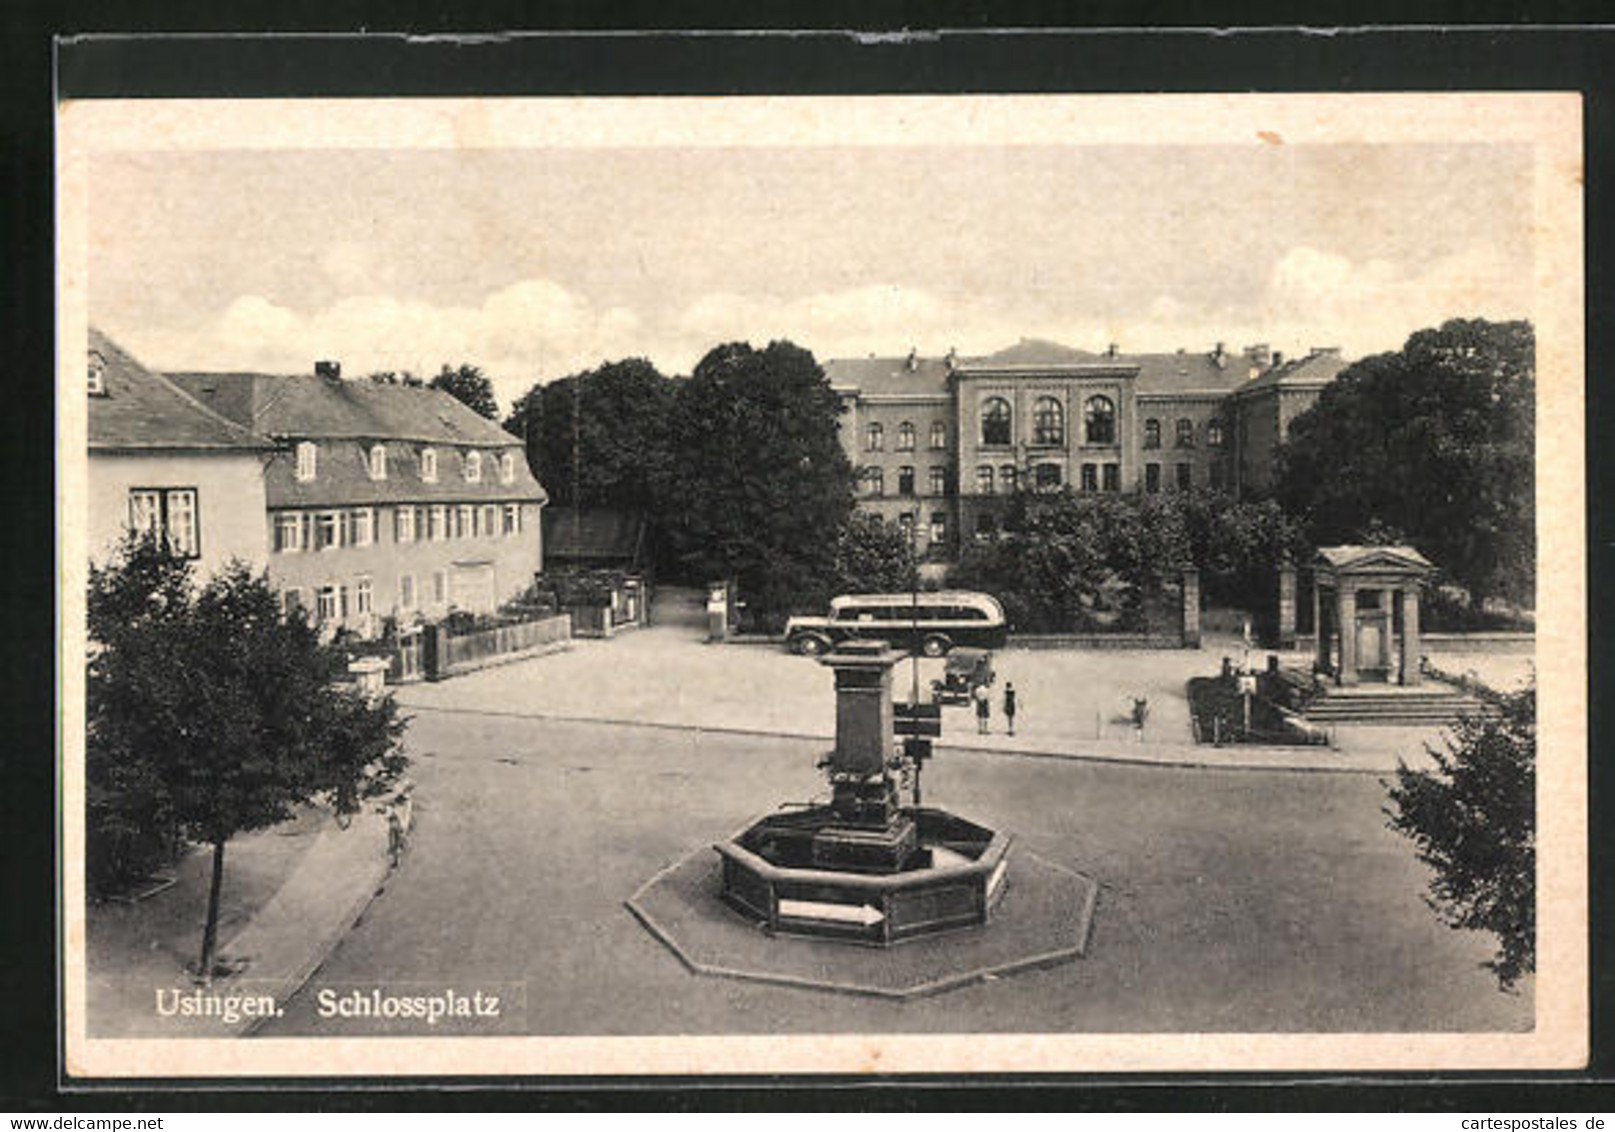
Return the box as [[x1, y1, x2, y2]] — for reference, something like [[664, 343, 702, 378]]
[[965, 338, 1253, 395], [822, 354, 953, 398], [542, 507, 647, 562], [1231, 348, 1349, 396], [1315, 545, 1434, 574], [167, 371, 521, 447], [87, 328, 274, 453]]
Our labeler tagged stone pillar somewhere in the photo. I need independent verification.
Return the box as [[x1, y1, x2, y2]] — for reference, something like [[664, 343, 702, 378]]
[[1380, 587, 1395, 674], [1336, 584, 1358, 686], [1181, 568, 1201, 648], [1277, 564, 1297, 649], [824, 639, 903, 776], [1313, 582, 1328, 671], [1400, 586, 1422, 686]]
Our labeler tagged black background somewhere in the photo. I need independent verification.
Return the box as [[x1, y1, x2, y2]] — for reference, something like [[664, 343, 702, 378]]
[[4, 4, 1613, 1113]]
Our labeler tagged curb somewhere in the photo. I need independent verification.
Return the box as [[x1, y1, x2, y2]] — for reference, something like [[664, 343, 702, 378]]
[[394, 701, 1392, 776]]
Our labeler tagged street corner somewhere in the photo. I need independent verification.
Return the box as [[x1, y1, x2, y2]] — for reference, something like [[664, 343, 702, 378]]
[[625, 842, 1099, 1000]]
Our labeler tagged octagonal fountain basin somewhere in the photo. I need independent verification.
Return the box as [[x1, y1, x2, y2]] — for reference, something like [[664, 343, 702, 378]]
[[715, 806, 1012, 946]]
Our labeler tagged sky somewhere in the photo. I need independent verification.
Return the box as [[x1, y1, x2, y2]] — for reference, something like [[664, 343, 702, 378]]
[[88, 141, 1535, 413]]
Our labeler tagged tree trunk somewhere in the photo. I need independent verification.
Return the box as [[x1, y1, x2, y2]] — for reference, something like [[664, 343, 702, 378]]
[[196, 839, 226, 985]]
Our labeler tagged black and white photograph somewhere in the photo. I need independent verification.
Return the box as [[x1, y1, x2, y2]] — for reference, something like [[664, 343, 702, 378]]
[[56, 88, 1586, 1079]]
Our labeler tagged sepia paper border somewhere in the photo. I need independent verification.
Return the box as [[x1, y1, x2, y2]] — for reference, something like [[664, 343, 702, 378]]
[[56, 92, 1587, 1080]]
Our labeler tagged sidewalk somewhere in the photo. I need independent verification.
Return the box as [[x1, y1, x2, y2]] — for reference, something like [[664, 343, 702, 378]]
[[393, 626, 1454, 775], [87, 804, 393, 1038]]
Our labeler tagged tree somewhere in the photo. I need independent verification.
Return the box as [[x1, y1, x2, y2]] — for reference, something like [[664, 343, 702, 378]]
[[830, 512, 918, 598], [1384, 678, 1535, 989], [369, 370, 423, 388], [1276, 318, 1535, 605], [505, 358, 677, 510], [87, 536, 408, 982], [429, 363, 499, 420], [658, 341, 855, 621]]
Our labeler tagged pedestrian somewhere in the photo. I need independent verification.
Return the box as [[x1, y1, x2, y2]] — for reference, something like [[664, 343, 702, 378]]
[[1003, 682, 1017, 736], [973, 679, 991, 734]]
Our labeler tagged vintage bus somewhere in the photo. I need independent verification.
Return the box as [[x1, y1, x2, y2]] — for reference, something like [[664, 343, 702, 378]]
[[783, 591, 1008, 657]]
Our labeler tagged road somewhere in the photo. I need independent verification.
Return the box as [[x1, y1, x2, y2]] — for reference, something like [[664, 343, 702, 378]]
[[261, 707, 1529, 1037]]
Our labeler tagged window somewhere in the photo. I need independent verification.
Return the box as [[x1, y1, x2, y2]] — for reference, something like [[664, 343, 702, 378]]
[[897, 513, 915, 539], [350, 508, 373, 547], [1035, 463, 1063, 490], [395, 506, 415, 544], [88, 351, 107, 396], [1143, 418, 1161, 449], [282, 588, 304, 617], [930, 421, 947, 450], [274, 513, 303, 553], [1210, 462, 1226, 491], [976, 465, 995, 495], [999, 464, 1017, 493], [457, 504, 475, 538], [464, 451, 482, 483], [500, 451, 516, 484], [420, 448, 438, 483], [429, 505, 446, 542], [316, 511, 340, 550], [897, 422, 916, 451], [863, 467, 884, 497], [1084, 396, 1116, 445], [127, 488, 201, 558], [1102, 462, 1120, 492], [432, 570, 447, 605], [1033, 396, 1065, 446], [977, 513, 998, 538], [369, 444, 387, 480], [980, 397, 1012, 446], [898, 466, 915, 495], [355, 576, 373, 616], [928, 466, 947, 496], [1207, 420, 1225, 448], [316, 584, 341, 623], [503, 503, 521, 535], [296, 442, 318, 482], [482, 504, 498, 537], [1176, 462, 1192, 490], [930, 512, 947, 544], [1176, 419, 1195, 448], [866, 423, 884, 452], [399, 574, 416, 610], [1081, 463, 1098, 492], [1145, 462, 1162, 494]]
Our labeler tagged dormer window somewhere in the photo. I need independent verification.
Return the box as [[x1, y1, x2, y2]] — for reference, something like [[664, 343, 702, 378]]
[[420, 448, 438, 483], [87, 351, 107, 396], [295, 441, 317, 482], [369, 444, 388, 480], [464, 451, 482, 483], [500, 451, 515, 484]]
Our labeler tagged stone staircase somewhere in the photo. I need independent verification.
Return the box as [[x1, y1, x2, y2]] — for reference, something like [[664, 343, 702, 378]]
[[1301, 685, 1499, 727]]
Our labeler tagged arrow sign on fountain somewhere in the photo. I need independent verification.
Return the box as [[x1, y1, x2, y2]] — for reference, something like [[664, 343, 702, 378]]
[[778, 899, 886, 926]]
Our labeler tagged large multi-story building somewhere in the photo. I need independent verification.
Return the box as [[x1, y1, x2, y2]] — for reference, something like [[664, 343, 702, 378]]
[[825, 338, 1347, 556], [167, 363, 547, 635]]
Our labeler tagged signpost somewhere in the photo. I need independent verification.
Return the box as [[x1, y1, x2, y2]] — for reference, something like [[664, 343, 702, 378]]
[[894, 703, 941, 804]]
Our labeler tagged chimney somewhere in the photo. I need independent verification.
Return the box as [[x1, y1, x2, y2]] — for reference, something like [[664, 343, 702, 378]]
[[945, 346, 958, 371], [1106, 343, 1119, 358], [1213, 341, 1227, 367], [1243, 343, 1272, 369], [1271, 350, 1284, 367], [905, 347, 918, 371], [315, 360, 342, 381]]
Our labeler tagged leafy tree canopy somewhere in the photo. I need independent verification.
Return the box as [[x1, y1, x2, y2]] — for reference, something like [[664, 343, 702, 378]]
[[429, 362, 500, 420], [830, 512, 918, 598], [87, 536, 408, 978], [658, 340, 855, 611], [369, 370, 424, 388], [505, 357, 678, 511], [1276, 318, 1534, 605], [1385, 678, 1536, 989]]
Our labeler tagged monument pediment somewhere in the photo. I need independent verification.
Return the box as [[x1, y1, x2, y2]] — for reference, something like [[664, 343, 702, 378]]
[[1314, 544, 1434, 577]]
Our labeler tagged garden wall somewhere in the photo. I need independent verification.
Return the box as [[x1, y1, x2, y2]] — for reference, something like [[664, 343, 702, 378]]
[[424, 613, 572, 681]]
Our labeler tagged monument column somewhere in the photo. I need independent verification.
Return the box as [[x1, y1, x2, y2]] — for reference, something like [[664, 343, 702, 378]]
[[1400, 586, 1423, 686], [1381, 586, 1396, 676], [1336, 584, 1358, 686], [1313, 581, 1328, 670], [1277, 564, 1297, 649]]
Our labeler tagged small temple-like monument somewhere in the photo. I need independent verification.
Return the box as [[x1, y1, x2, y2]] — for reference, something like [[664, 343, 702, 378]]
[[1309, 545, 1434, 686]]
